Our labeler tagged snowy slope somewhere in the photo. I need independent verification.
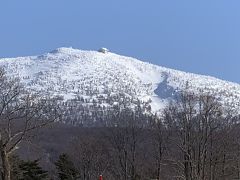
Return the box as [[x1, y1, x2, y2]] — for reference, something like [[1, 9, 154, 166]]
[[0, 47, 239, 118]]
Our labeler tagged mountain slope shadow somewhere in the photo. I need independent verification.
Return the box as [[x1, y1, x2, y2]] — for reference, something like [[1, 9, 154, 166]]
[[154, 73, 179, 99]]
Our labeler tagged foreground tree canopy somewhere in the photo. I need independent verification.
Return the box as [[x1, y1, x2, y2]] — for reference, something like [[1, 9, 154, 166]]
[[0, 69, 59, 180]]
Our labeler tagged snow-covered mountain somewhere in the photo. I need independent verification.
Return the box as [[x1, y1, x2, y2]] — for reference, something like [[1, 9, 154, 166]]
[[0, 47, 239, 124]]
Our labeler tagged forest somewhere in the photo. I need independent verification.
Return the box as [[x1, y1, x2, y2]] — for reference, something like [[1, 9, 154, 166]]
[[0, 68, 240, 180]]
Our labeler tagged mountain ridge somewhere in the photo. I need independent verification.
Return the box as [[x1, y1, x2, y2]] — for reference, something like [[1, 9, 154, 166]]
[[0, 47, 239, 124]]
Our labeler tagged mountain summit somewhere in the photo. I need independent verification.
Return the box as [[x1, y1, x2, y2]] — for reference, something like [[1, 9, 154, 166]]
[[0, 47, 239, 124]]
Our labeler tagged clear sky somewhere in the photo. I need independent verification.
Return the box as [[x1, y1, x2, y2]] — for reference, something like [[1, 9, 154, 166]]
[[0, 0, 239, 83]]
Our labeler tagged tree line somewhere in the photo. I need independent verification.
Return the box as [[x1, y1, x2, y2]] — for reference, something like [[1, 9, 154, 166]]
[[50, 93, 240, 180]]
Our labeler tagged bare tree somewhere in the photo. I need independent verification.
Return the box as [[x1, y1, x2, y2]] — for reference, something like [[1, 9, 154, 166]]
[[68, 130, 111, 180], [105, 108, 143, 180], [164, 92, 225, 180], [0, 69, 59, 180], [151, 114, 171, 180]]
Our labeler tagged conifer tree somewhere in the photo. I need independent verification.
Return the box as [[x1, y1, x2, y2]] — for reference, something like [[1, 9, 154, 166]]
[[19, 160, 48, 180], [55, 154, 79, 180], [10, 155, 22, 180]]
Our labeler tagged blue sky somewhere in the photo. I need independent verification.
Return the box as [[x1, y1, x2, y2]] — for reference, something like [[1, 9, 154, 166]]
[[0, 0, 239, 83]]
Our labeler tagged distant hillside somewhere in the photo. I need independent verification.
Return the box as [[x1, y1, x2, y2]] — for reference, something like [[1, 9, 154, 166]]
[[0, 47, 239, 125]]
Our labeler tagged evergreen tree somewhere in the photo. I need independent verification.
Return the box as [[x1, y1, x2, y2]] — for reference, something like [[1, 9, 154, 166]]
[[19, 160, 48, 180], [10, 155, 22, 180], [55, 154, 79, 180]]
